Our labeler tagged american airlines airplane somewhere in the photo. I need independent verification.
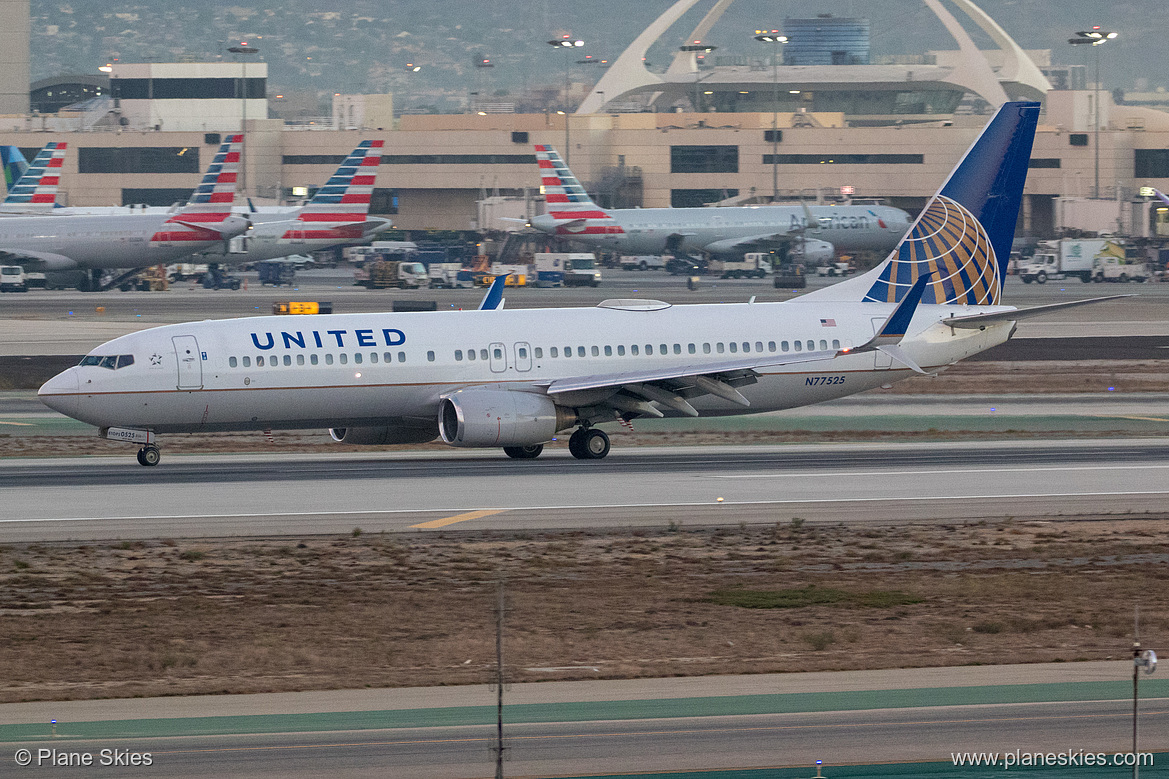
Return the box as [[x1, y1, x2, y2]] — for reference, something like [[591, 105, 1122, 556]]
[[527, 145, 912, 260], [0, 141, 391, 266], [0, 135, 249, 289], [194, 140, 393, 264], [39, 102, 1124, 466]]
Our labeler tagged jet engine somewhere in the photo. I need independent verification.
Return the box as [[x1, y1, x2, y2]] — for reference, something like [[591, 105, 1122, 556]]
[[790, 238, 835, 264], [329, 424, 438, 445], [438, 390, 575, 447]]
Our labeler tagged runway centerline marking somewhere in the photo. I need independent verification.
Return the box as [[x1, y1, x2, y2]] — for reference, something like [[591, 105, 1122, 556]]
[[4, 490, 1169, 525], [411, 509, 506, 529]]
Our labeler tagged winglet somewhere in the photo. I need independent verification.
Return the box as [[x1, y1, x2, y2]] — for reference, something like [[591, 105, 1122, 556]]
[[863, 271, 933, 349], [478, 274, 507, 311]]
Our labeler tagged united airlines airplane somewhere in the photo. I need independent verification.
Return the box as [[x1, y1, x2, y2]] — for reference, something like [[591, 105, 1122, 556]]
[[39, 102, 1124, 466], [527, 145, 911, 259]]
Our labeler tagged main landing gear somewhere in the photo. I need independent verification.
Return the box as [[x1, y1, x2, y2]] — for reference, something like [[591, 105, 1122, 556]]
[[136, 445, 161, 467], [568, 427, 610, 460]]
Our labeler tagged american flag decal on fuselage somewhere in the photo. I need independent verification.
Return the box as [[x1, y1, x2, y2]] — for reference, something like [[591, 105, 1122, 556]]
[[863, 195, 999, 306], [535, 144, 623, 235], [282, 140, 384, 241], [151, 134, 243, 243]]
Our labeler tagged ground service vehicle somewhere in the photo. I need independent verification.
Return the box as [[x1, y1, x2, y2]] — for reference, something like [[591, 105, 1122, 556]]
[[620, 255, 666, 271], [428, 262, 471, 289], [563, 254, 602, 287], [1018, 239, 1103, 283], [0, 265, 27, 292], [533, 253, 566, 286], [358, 260, 426, 289], [710, 255, 772, 279], [1093, 254, 1150, 283]]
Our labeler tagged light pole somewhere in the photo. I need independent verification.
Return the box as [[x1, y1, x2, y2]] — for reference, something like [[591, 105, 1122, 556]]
[[227, 43, 260, 198], [755, 31, 788, 202], [1068, 27, 1117, 199], [548, 35, 584, 165]]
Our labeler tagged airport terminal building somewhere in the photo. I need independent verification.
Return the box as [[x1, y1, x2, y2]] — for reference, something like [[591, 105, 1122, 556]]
[[4, 0, 1169, 241]]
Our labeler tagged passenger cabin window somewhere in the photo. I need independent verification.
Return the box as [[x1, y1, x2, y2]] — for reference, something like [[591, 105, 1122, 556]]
[[534, 347, 543, 359], [604, 346, 612, 357], [756, 342, 764, 352], [794, 341, 802, 352], [467, 349, 476, 361], [807, 340, 815, 351], [703, 343, 711, 354], [688, 343, 696, 354], [283, 355, 291, 366], [354, 353, 362, 364], [229, 357, 237, 367], [310, 355, 318, 365], [339, 354, 348, 365], [398, 352, 406, 363], [257, 356, 266, 366], [384, 352, 393, 363], [673, 344, 681, 355], [428, 351, 436, 362], [480, 349, 488, 360], [716, 343, 724, 353], [591, 346, 599, 357], [370, 353, 378, 364], [296, 354, 305, 366], [768, 341, 776, 352], [729, 343, 738, 353], [243, 356, 251, 367], [325, 354, 334, 365], [819, 340, 828, 351], [632, 345, 640, 356], [832, 339, 840, 349], [617, 345, 625, 356], [781, 341, 789, 352], [493, 347, 503, 360], [455, 350, 463, 361]]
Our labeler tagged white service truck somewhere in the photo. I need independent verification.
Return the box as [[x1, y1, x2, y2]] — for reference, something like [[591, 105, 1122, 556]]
[[562, 254, 602, 287], [709, 254, 773, 279], [619, 255, 667, 271], [1019, 239, 1103, 283], [1093, 255, 1151, 283], [0, 265, 27, 292]]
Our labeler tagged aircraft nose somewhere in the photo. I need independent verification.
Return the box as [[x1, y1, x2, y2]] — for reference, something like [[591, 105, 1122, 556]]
[[38, 367, 80, 416]]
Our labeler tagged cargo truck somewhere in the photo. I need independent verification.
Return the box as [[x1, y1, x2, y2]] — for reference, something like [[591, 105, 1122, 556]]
[[1018, 239, 1105, 283]]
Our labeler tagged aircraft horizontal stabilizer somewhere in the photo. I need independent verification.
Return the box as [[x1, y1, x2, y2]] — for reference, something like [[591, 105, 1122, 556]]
[[941, 295, 1133, 328]]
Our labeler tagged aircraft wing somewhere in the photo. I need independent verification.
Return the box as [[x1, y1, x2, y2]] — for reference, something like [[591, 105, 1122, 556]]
[[0, 248, 77, 271], [539, 349, 837, 417], [701, 232, 790, 255], [941, 295, 1133, 328]]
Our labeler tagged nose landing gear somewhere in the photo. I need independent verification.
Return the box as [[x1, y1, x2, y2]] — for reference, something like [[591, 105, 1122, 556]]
[[568, 427, 610, 460], [136, 445, 161, 467]]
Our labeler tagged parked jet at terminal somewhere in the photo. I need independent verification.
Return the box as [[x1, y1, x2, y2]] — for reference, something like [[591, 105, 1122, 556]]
[[0, 135, 249, 289], [0, 142, 65, 213], [526, 145, 911, 260], [40, 102, 1126, 466], [194, 140, 393, 264]]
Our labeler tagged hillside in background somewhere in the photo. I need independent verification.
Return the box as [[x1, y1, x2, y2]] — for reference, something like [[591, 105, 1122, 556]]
[[30, 1, 1165, 114]]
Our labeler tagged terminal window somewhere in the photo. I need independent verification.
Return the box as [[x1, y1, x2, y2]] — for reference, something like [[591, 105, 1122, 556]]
[[1028, 158, 1061, 168], [670, 145, 739, 174], [1135, 149, 1169, 178], [82, 147, 201, 174], [671, 189, 739, 208]]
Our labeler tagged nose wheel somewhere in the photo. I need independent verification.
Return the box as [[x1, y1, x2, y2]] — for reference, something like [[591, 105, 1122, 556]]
[[136, 446, 161, 467], [568, 428, 610, 460]]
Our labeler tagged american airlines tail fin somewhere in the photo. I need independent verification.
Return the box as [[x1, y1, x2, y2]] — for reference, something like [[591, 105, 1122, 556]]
[[3, 142, 66, 211], [287, 140, 385, 240], [535, 144, 601, 212], [152, 134, 245, 243], [806, 101, 1040, 306]]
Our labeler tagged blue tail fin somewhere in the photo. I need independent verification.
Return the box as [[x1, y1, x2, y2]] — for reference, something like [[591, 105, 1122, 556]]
[[0, 146, 29, 192], [863, 101, 1040, 306]]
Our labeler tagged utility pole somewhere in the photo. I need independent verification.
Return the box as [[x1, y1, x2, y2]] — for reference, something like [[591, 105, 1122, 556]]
[[493, 578, 506, 779]]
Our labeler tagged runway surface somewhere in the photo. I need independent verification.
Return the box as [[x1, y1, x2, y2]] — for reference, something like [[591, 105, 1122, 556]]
[[3, 440, 1169, 542]]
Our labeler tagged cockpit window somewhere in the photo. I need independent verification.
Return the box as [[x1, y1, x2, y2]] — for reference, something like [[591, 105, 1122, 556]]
[[78, 354, 135, 370]]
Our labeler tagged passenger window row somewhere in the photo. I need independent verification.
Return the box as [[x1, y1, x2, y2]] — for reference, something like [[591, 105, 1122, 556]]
[[453, 339, 842, 361], [228, 351, 414, 368]]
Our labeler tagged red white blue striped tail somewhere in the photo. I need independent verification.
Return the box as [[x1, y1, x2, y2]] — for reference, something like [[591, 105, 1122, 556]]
[[3, 142, 66, 210], [534, 144, 620, 235], [284, 140, 384, 240], [152, 134, 243, 243]]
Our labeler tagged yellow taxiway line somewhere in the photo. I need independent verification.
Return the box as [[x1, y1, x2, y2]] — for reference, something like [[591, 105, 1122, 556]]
[[410, 509, 506, 529]]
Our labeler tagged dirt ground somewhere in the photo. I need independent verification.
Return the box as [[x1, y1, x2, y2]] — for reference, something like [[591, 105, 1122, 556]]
[[0, 518, 1165, 704]]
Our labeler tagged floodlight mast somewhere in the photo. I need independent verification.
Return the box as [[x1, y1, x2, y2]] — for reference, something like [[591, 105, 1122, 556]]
[[755, 31, 788, 201], [1068, 28, 1117, 199]]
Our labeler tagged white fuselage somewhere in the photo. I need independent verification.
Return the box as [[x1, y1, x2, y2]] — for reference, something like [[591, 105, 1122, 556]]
[[0, 212, 247, 270], [192, 215, 393, 263], [39, 300, 1013, 435], [531, 204, 911, 256]]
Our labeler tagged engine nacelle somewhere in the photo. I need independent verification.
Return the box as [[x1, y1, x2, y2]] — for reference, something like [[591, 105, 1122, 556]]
[[791, 238, 835, 264], [438, 390, 573, 447], [329, 425, 438, 445]]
